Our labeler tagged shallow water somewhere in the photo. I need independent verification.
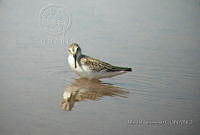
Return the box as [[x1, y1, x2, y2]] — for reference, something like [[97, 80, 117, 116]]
[[0, 0, 200, 134]]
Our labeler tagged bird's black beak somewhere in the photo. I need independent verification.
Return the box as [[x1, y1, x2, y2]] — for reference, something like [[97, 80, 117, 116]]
[[73, 54, 77, 68]]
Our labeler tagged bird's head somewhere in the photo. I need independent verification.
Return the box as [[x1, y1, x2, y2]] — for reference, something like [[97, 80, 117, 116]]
[[68, 43, 81, 56]]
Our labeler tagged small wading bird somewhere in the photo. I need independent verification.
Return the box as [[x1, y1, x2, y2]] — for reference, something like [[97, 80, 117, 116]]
[[68, 43, 132, 79]]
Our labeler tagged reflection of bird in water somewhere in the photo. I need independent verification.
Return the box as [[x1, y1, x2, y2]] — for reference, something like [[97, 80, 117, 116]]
[[61, 78, 128, 111]]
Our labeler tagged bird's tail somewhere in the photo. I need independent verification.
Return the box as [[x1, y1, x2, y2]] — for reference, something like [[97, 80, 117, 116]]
[[119, 67, 132, 72], [112, 66, 132, 72]]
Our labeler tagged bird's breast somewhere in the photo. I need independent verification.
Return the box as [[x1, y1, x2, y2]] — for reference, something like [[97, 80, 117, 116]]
[[68, 55, 75, 69], [68, 55, 84, 73]]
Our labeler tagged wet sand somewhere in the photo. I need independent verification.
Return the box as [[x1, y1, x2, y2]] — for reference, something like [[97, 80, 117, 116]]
[[0, 0, 200, 135]]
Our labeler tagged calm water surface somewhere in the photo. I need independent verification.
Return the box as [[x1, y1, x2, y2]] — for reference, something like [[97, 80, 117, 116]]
[[0, 0, 200, 135]]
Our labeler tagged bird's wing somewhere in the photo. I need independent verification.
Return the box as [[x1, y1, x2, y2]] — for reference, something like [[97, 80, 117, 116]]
[[80, 55, 130, 72]]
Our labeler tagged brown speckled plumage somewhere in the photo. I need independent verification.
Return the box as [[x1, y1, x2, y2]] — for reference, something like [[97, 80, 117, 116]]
[[80, 55, 132, 72]]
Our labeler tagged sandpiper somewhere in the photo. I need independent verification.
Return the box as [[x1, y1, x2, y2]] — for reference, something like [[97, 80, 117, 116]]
[[67, 43, 132, 79]]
